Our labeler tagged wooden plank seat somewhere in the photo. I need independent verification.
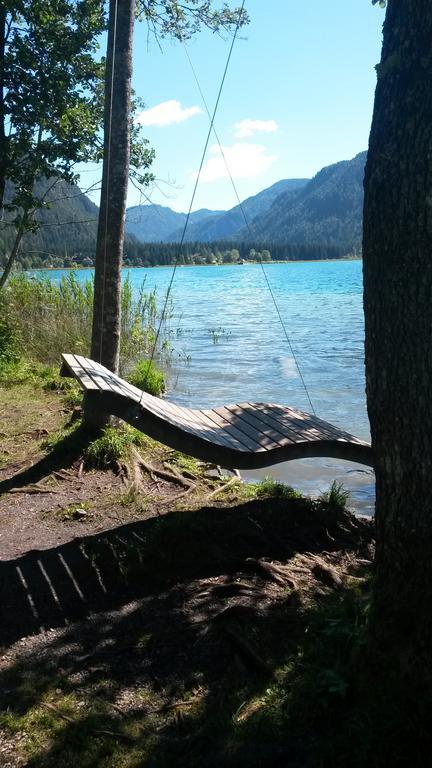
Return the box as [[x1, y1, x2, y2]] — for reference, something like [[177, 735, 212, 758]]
[[60, 353, 373, 470]]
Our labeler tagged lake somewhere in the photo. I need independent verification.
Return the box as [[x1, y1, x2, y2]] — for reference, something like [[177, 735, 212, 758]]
[[39, 260, 375, 514]]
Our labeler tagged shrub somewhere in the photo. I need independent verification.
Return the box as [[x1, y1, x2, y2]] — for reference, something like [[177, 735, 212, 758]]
[[252, 476, 301, 500], [0, 272, 170, 375], [127, 359, 165, 396], [0, 318, 20, 367]]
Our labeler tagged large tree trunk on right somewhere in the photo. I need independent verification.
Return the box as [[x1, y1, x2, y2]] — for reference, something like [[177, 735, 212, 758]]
[[90, 0, 134, 373], [0, 5, 7, 211], [363, 0, 432, 660]]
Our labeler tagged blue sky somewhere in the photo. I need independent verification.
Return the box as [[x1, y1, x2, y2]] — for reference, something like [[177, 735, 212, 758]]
[[81, 1, 385, 213]]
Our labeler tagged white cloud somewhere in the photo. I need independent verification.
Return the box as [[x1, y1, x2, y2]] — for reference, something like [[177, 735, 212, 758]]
[[196, 143, 278, 183], [233, 119, 278, 139], [135, 99, 202, 127]]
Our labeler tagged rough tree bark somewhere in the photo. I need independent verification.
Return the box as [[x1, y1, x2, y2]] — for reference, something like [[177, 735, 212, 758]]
[[0, 216, 27, 289], [363, 0, 432, 655], [90, 0, 135, 373], [0, 4, 6, 211]]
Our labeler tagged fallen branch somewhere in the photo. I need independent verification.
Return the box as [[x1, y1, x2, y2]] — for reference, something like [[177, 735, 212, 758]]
[[205, 476, 238, 500], [9, 485, 57, 494], [114, 460, 129, 486], [51, 470, 74, 482]]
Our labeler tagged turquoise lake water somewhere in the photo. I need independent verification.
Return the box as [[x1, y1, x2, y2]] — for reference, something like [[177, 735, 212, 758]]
[[39, 260, 375, 514]]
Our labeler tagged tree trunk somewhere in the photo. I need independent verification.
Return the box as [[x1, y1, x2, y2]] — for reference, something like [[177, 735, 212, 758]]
[[0, 216, 27, 289], [90, 0, 135, 372], [363, 0, 432, 657], [0, 5, 7, 211]]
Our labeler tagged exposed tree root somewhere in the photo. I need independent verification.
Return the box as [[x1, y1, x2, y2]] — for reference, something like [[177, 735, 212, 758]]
[[135, 451, 191, 488], [245, 557, 298, 590], [205, 476, 238, 500], [9, 484, 57, 494]]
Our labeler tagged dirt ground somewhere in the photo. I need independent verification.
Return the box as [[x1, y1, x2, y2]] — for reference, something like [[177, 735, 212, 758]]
[[0, 384, 375, 767]]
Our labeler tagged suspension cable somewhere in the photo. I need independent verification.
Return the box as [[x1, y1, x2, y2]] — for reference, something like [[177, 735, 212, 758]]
[[142, 0, 315, 415], [183, 36, 316, 414], [141, 0, 246, 400]]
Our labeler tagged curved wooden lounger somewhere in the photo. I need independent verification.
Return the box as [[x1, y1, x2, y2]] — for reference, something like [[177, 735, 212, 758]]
[[61, 354, 373, 470]]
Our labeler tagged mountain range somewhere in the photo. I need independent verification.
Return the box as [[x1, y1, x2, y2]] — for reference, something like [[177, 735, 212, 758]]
[[125, 151, 366, 248], [126, 178, 308, 244], [1, 151, 367, 271]]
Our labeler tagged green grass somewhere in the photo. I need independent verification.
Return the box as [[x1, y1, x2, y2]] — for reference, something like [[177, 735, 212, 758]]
[[318, 479, 351, 510], [0, 585, 377, 768], [54, 502, 92, 522], [127, 359, 165, 397], [0, 272, 170, 374], [248, 475, 302, 500], [83, 425, 147, 469]]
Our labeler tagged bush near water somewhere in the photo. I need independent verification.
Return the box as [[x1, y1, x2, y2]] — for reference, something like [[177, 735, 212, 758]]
[[0, 272, 166, 394]]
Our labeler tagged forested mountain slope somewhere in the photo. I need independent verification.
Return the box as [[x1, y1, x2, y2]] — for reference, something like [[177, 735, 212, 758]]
[[125, 205, 223, 243], [0, 179, 99, 269], [167, 179, 309, 243], [245, 152, 366, 247]]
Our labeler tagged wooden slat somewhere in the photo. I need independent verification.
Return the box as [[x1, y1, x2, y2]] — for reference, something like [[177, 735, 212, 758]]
[[242, 403, 317, 444], [212, 405, 281, 451], [150, 399, 248, 451], [75, 355, 118, 394], [61, 354, 99, 391], [224, 404, 295, 448], [264, 404, 340, 442], [266, 404, 362, 444], [61, 355, 372, 467], [272, 404, 347, 441], [203, 408, 266, 452]]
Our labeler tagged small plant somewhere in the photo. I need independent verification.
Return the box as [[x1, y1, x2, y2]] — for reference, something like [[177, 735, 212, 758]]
[[251, 476, 301, 500], [56, 502, 91, 521], [40, 421, 81, 453], [84, 425, 145, 468], [0, 318, 20, 368], [127, 359, 165, 396], [208, 326, 228, 344], [168, 450, 201, 475], [319, 480, 351, 510]]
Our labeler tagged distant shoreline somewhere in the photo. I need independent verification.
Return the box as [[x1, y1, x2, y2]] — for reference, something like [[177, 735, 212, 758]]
[[27, 256, 362, 273]]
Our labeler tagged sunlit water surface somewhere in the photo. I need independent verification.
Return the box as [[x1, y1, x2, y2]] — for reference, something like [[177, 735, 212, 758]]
[[39, 261, 374, 514]]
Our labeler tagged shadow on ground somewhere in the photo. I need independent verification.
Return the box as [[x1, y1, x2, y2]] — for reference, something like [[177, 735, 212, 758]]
[[0, 499, 374, 767], [0, 424, 94, 494]]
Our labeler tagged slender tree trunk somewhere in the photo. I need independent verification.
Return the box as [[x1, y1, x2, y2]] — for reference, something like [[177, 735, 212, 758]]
[[0, 216, 27, 289], [90, 0, 134, 373], [363, 0, 432, 658], [0, 5, 7, 211]]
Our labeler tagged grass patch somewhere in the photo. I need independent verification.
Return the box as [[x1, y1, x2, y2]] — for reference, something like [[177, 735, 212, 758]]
[[247, 475, 302, 501], [55, 502, 92, 522], [83, 425, 147, 469], [40, 420, 83, 454], [318, 479, 351, 510], [166, 450, 202, 476], [0, 271, 170, 373], [127, 359, 165, 397]]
